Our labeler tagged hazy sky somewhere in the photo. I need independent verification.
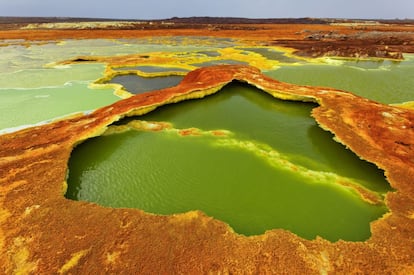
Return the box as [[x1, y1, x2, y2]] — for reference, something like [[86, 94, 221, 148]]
[[1, 0, 413, 20]]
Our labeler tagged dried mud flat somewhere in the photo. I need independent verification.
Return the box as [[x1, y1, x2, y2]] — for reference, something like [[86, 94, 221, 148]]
[[1, 18, 414, 273]]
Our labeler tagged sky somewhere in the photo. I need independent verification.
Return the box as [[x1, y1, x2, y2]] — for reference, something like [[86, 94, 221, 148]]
[[1, 0, 413, 20]]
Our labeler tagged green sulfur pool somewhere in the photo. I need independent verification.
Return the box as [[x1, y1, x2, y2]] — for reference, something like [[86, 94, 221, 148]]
[[66, 83, 390, 241], [266, 55, 414, 104]]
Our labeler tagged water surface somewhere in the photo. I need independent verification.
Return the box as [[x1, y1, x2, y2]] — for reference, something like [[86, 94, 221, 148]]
[[67, 83, 389, 241], [108, 75, 184, 94], [266, 55, 414, 104]]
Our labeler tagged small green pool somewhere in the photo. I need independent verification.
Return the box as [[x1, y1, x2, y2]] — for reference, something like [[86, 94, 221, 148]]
[[108, 74, 184, 94], [266, 55, 414, 104]]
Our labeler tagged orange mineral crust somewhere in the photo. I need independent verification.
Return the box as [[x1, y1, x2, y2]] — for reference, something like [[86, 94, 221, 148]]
[[1, 65, 414, 273]]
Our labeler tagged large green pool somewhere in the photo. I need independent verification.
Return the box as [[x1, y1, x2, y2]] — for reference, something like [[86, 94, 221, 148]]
[[66, 83, 390, 241]]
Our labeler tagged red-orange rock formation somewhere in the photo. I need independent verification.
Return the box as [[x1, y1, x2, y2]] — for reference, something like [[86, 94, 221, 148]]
[[1, 65, 414, 273]]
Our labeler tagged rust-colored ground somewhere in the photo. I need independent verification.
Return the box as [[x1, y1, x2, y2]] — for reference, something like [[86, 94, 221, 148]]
[[1, 19, 414, 273], [1, 65, 414, 273]]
